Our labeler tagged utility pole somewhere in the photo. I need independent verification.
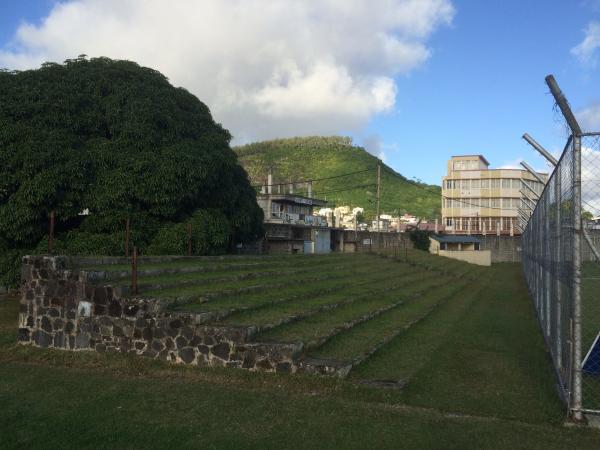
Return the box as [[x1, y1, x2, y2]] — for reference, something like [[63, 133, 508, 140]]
[[376, 164, 381, 233]]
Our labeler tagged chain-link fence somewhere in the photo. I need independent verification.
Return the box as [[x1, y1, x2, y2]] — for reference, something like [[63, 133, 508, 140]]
[[522, 135, 577, 413], [580, 133, 600, 415], [522, 76, 600, 419]]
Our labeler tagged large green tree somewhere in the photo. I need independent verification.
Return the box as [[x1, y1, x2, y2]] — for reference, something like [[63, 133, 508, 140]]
[[0, 56, 263, 287]]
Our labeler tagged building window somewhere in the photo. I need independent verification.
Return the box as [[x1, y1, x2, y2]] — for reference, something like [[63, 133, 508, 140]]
[[471, 179, 480, 189], [440, 242, 447, 250], [490, 179, 500, 189], [475, 243, 480, 251], [481, 179, 490, 188], [502, 179, 511, 189], [446, 218, 453, 226], [512, 179, 521, 189], [461, 179, 470, 189], [481, 198, 490, 207]]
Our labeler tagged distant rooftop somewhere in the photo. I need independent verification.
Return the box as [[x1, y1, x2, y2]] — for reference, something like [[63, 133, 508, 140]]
[[450, 155, 490, 166]]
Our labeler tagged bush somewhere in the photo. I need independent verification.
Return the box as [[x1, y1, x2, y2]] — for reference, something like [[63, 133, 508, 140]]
[[409, 229, 431, 251], [147, 209, 231, 256]]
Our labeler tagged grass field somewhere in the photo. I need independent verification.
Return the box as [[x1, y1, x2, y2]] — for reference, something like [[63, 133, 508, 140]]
[[2, 252, 600, 448]]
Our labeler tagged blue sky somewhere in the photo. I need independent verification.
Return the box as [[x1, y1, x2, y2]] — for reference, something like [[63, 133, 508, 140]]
[[357, 0, 600, 183], [1, 0, 599, 185]]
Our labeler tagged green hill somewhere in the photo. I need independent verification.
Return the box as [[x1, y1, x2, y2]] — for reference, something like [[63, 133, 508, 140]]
[[234, 136, 441, 220]]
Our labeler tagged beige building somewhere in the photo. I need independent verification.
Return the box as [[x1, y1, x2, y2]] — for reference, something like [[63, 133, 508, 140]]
[[442, 155, 546, 235]]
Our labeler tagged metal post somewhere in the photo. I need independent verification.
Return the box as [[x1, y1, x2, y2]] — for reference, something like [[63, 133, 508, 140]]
[[523, 133, 559, 166], [545, 74, 583, 421], [521, 180, 540, 199], [187, 223, 192, 256], [520, 161, 547, 184], [544, 191, 551, 337], [572, 134, 583, 420], [555, 165, 563, 369], [131, 246, 138, 295], [48, 210, 55, 255], [376, 164, 381, 233], [125, 217, 130, 257]]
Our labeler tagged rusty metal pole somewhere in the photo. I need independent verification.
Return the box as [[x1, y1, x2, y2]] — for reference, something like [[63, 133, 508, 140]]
[[187, 223, 192, 256], [131, 246, 138, 295], [48, 210, 55, 254], [125, 217, 130, 257]]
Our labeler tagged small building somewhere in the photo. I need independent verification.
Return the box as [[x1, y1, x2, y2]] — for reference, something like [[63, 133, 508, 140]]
[[257, 192, 328, 226], [256, 173, 332, 254], [429, 234, 491, 266]]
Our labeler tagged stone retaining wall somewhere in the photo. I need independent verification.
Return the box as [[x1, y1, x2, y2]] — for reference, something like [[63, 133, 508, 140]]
[[17, 255, 307, 375]]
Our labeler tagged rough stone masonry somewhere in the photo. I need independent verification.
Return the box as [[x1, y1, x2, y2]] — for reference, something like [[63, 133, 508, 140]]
[[17, 255, 324, 374]]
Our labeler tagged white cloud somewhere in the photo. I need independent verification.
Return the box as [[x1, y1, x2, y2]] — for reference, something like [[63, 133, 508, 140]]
[[572, 21, 600, 66], [578, 102, 600, 131], [0, 0, 454, 143]]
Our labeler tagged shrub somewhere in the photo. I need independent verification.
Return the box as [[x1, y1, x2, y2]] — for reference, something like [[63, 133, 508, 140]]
[[409, 229, 431, 251]]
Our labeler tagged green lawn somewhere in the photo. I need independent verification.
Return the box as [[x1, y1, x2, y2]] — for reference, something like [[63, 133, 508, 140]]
[[1, 255, 600, 448]]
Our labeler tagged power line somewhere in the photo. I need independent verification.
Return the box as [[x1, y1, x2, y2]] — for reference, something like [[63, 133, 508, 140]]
[[252, 167, 375, 188], [312, 183, 377, 196]]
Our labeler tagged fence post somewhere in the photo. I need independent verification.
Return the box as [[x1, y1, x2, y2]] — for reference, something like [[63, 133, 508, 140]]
[[572, 133, 583, 420], [131, 246, 138, 296], [125, 217, 130, 258], [555, 164, 562, 370], [187, 223, 192, 256], [48, 210, 55, 255]]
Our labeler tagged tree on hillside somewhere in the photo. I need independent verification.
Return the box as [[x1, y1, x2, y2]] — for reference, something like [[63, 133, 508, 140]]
[[0, 56, 263, 288]]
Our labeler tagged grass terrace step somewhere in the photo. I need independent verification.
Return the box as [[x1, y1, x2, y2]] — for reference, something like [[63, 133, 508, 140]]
[[219, 269, 439, 329], [147, 257, 388, 304], [257, 275, 450, 346], [77, 253, 359, 272], [82, 252, 365, 282], [169, 263, 419, 316], [348, 276, 488, 382], [133, 253, 370, 286], [308, 278, 472, 363], [129, 267, 316, 294], [194, 269, 423, 325]]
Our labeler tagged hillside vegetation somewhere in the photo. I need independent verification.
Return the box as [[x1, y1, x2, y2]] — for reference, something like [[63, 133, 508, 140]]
[[234, 136, 440, 220]]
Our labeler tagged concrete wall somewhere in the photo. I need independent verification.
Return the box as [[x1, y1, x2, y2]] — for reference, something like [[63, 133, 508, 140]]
[[437, 250, 491, 266], [477, 235, 521, 263], [342, 230, 413, 253]]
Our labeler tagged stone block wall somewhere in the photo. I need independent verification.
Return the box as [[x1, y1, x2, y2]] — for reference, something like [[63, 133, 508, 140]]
[[342, 230, 413, 253], [17, 255, 305, 374], [478, 235, 522, 263]]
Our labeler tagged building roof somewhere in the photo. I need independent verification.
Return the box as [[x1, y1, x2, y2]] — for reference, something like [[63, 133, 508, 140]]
[[450, 154, 490, 166], [431, 234, 481, 244]]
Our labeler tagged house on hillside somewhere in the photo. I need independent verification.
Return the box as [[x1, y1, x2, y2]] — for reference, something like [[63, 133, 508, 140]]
[[256, 173, 335, 254]]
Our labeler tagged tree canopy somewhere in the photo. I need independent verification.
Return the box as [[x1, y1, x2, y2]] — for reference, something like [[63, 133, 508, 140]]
[[0, 56, 263, 287]]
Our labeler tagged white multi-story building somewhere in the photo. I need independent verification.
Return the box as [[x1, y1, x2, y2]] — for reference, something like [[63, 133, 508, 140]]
[[442, 155, 547, 235]]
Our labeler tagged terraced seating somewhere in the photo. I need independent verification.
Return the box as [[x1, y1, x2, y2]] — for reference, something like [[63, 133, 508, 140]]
[[75, 250, 491, 378]]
